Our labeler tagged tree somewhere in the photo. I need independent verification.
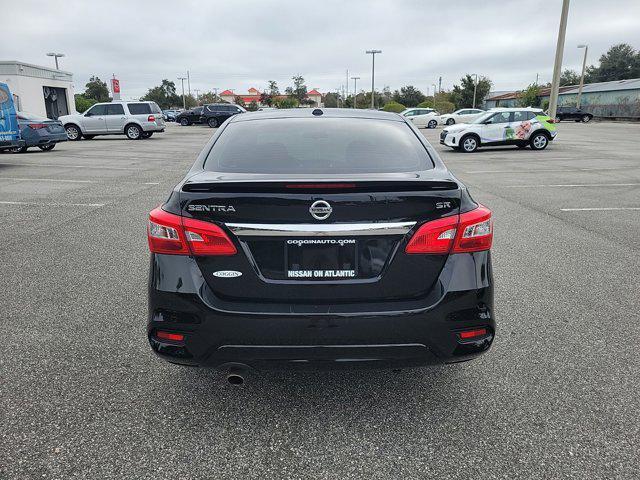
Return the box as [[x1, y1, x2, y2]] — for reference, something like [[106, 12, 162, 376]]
[[417, 98, 434, 109], [198, 91, 218, 105], [381, 101, 406, 113], [449, 74, 492, 109], [84, 76, 110, 102], [433, 92, 455, 114], [392, 85, 426, 107], [274, 97, 299, 109], [559, 69, 581, 86], [247, 100, 259, 111], [518, 84, 541, 107], [234, 96, 246, 108], [286, 75, 307, 103], [74, 94, 97, 113], [260, 80, 280, 106], [323, 92, 339, 108], [586, 43, 640, 82], [140, 79, 182, 109]]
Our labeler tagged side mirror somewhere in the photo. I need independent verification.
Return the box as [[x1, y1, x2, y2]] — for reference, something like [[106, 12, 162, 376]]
[[85, 112, 93, 117]]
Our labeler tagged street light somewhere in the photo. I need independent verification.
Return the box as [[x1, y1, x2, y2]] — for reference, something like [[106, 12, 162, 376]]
[[351, 76, 360, 108], [432, 83, 437, 110], [471, 73, 478, 109], [577, 44, 588, 108], [177, 76, 187, 109], [365, 50, 382, 109], [548, 0, 571, 121], [46, 52, 65, 70]]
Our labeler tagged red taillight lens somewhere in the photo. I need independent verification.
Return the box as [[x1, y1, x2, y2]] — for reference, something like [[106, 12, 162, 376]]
[[147, 207, 236, 256], [405, 205, 493, 254], [548, 118, 556, 123], [405, 215, 458, 254], [148, 208, 190, 254], [458, 327, 488, 340], [454, 205, 493, 253], [148, 115, 155, 122], [156, 330, 184, 342], [182, 217, 237, 256], [29, 123, 47, 129]]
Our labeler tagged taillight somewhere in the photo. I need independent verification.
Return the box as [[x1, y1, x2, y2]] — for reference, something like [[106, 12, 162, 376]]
[[147, 207, 236, 256], [28, 123, 47, 129], [148, 115, 156, 122], [458, 327, 488, 340], [548, 118, 556, 123], [405, 205, 493, 254]]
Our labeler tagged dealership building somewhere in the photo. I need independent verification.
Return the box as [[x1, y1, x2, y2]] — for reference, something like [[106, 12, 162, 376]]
[[219, 87, 323, 107], [0, 61, 76, 119], [484, 78, 640, 119]]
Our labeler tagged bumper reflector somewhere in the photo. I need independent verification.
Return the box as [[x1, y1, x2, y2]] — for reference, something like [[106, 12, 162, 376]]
[[458, 327, 488, 340], [156, 331, 185, 342]]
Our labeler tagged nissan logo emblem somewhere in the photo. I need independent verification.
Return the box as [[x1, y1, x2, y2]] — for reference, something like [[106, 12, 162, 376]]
[[309, 200, 332, 220]]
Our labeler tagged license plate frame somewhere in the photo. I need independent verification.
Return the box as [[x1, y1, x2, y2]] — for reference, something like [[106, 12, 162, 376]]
[[285, 239, 358, 280]]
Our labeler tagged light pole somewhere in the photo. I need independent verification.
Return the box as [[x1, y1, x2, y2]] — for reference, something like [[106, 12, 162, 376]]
[[432, 83, 437, 110], [472, 73, 478, 108], [194, 89, 200, 104], [46, 52, 65, 70], [351, 76, 360, 108], [187, 70, 191, 97], [366, 49, 382, 109], [548, 0, 571, 121], [577, 44, 588, 108], [212, 87, 219, 101], [178, 77, 186, 109]]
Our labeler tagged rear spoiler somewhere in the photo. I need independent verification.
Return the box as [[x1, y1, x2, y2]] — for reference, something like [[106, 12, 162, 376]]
[[182, 180, 459, 193]]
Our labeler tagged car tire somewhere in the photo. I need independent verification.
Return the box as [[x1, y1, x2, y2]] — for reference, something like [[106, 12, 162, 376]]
[[83, 135, 95, 140], [446, 118, 455, 125], [530, 132, 549, 150], [9, 146, 28, 153], [180, 118, 190, 126], [65, 124, 82, 141], [582, 115, 591, 123], [460, 134, 479, 153], [208, 118, 218, 128], [125, 124, 142, 140], [38, 144, 56, 151], [142, 132, 154, 139], [427, 119, 437, 129]]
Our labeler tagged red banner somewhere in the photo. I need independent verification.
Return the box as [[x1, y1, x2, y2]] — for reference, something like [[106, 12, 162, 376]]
[[111, 78, 120, 94]]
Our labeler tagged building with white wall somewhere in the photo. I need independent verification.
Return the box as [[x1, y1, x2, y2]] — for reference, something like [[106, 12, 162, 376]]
[[0, 61, 75, 119]]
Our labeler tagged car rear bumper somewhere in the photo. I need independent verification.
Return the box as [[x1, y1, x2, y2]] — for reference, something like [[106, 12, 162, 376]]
[[147, 251, 495, 370]]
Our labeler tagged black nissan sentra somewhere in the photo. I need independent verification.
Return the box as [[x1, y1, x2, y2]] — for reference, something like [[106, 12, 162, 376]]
[[147, 108, 494, 380]]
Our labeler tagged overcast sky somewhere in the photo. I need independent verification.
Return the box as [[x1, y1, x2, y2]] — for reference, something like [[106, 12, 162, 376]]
[[3, 0, 640, 99]]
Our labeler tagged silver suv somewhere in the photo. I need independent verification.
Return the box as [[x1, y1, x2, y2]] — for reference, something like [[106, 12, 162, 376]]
[[59, 101, 165, 140]]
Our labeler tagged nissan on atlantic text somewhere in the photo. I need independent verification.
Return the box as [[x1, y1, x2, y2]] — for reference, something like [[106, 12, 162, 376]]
[[147, 108, 495, 376]]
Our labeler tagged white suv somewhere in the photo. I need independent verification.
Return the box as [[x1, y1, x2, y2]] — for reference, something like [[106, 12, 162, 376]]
[[59, 101, 165, 140], [400, 108, 441, 129], [439, 108, 485, 126]]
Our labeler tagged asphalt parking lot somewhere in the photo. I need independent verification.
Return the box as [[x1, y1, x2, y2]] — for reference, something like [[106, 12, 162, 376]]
[[2, 120, 639, 479]]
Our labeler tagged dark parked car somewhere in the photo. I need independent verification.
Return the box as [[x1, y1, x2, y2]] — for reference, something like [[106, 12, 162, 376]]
[[200, 103, 246, 128], [176, 106, 205, 126], [147, 109, 495, 382], [555, 106, 593, 123], [9, 112, 67, 153]]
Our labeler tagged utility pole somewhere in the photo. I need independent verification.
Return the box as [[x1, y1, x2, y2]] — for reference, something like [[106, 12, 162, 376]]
[[366, 50, 382, 109], [194, 89, 200, 104], [472, 73, 478, 109], [438, 76, 442, 94], [536, 73, 539, 84], [346, 69, 349, 104], [46, 52, 65, 70], [187, 70, 191, 97], [178, 77, 186, 109], [577, 44, 588, 108], [351, 76, 360, 108], [549, 0, 571, 121], [212, 87, 219, 101]]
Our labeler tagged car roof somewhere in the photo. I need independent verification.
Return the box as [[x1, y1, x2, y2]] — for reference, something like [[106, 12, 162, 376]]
[[230, 108, 405, 123], [488, 107, 543, 112]]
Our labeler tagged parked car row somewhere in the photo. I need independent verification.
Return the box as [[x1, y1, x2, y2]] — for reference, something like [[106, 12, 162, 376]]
[[176, 103, 247, 127], [400, 107, 486, 129]]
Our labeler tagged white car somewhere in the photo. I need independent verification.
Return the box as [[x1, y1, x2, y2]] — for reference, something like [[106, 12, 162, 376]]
[[439, 108, 557, 152], [59, 101, 165, 140], [399, 108, 441, 129], [439, 108, 485, 126]]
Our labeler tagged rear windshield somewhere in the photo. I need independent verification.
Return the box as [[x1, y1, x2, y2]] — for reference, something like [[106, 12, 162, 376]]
[[204, 118, 434, 173], [127, 103, 152, 115]]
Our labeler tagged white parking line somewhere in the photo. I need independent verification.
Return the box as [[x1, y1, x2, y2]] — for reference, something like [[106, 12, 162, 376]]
[[0, 177, 159, 185], [0, 162, 142, 171], [0, 201, 105, 207], [505, 183, 640, 188], [560, 207, 640, 212], [465, 167, 633, 174]]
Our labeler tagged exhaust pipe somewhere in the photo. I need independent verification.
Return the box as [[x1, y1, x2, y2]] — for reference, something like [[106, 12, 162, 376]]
[[226, 373, 244, 386]]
